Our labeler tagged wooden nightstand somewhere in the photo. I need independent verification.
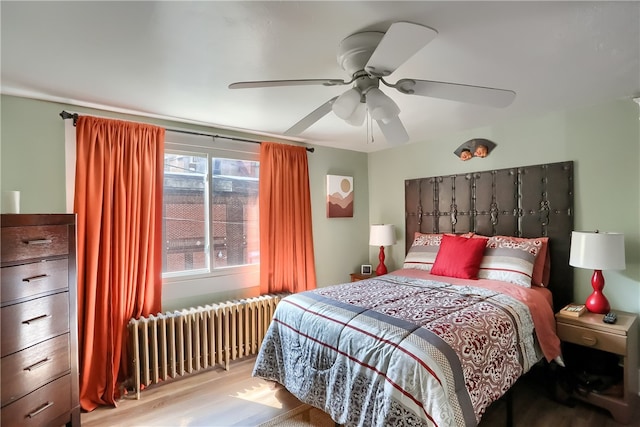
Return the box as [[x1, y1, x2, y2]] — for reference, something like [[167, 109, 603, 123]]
[[350, 273, 376, 282], [555, 309, 638, 423]]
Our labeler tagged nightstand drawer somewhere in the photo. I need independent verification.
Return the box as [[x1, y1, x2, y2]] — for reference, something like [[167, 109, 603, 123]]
[[557, 322, 626, 355]]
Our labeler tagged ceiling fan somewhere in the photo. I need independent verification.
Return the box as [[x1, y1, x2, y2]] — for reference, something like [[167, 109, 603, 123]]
[[229, 22, 516, 145]]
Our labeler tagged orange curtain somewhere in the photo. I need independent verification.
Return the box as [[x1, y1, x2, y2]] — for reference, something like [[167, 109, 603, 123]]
[[74, 116, 164, 411], [259, 142, 316, 294]]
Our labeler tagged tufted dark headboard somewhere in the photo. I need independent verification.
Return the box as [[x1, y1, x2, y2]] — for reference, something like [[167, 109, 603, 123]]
[[405, 161, 574, 311]]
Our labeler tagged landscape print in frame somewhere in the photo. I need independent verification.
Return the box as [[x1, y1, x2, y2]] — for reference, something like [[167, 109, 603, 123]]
[[326, 175, 354, 218]]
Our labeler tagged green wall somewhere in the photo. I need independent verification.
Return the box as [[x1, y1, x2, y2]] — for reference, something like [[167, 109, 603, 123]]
[[368, 98, 639, 316], [2, 95, 638, 372], [0, 95, 370, 310], [2, 94, 637, 314], [368, 98, 640, 377]]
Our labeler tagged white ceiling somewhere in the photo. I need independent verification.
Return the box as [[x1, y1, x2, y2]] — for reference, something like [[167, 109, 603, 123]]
[[2, 1, 639, 153]]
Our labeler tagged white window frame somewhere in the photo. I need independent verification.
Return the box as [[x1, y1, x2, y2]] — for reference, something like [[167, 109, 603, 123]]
[[162, 147, 211, 279], [162, 131, 260, 296]]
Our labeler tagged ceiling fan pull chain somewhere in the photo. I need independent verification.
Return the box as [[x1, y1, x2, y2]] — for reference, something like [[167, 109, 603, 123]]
[[369, 111, 374, 144], [365, 111, 369, 144]]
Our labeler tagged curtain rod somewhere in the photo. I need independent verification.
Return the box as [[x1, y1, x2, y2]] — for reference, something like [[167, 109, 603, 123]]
[[59, 110, 314, 153]]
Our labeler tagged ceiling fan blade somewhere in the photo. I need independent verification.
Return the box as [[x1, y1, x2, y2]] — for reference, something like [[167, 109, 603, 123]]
[[365, 22, 437, 77], [394, 79, 516, 108], [284, 97, 338, 136], [376, 116, 410, 145], [229, 79, 348, 89]]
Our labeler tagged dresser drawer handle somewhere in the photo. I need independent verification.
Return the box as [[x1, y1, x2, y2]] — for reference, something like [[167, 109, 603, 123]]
[[24, 357, 51, 371], [581, 335, 597, 346], [23, 274, 50, 283], [22, 314, 52, 324], [28, 401, 54, 418], [25, 239, 53, 245]]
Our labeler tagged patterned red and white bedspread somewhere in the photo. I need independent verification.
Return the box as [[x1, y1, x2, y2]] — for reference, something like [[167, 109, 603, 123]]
[[253, 272, 554, 426]]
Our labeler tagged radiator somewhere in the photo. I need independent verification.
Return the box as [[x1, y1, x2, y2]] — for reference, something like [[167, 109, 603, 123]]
[[128, 293, 287, 399]]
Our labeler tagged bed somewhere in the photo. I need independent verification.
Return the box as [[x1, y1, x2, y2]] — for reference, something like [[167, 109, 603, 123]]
[[253, 161, 574, 426]]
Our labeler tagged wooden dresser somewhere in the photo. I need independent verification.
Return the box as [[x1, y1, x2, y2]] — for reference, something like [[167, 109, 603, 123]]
[[1, 214, 80, 427]]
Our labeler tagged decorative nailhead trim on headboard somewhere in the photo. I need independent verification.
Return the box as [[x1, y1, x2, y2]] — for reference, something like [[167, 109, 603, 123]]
[[405, 161, 574, 311]]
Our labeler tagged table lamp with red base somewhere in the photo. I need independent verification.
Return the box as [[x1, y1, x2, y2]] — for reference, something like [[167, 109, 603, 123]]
[[569, 231, 626, 314], [369, 224, 396, 276]]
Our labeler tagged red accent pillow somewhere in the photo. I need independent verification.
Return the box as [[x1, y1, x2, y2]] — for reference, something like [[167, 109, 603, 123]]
[[431, 234, 488, 279]]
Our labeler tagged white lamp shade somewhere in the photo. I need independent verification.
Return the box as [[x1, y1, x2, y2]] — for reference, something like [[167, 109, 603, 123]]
[[345, 102, 366, 126], [366, 88, 400, 122], [332, 88, 361, 120], [369, 224, 396, 247], [569, 231, 626, 270]]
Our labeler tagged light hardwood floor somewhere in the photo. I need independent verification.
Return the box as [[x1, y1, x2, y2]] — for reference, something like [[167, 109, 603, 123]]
[[81, 357, 300, 427], [82, 356, 639, 427]]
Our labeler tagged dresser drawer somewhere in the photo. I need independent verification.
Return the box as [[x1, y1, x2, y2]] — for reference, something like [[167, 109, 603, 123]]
[[1, 293, 69, 357], [1, 375, 72, 427], [1, 225, 69, 263], [1, 334, 70, 406], [1, 259, 69, 304], [556, 322, 626, 355]]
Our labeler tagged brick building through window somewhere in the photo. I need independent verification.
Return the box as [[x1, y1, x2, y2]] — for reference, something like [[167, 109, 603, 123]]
[[162, 154, 259, 275]]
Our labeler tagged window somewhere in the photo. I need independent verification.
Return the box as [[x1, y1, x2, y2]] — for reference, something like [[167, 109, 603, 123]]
[[162, 135, 259, 278]]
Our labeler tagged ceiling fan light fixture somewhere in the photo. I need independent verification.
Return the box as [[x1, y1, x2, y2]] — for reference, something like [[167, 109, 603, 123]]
[[231, 21, 517, 145], [366, 88, 400, 122], [332, 88, 361, 120], [345, 102, 366, 126]]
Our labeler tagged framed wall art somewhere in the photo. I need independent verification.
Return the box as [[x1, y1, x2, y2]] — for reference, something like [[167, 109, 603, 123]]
[[326, 175, 353, 218]]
